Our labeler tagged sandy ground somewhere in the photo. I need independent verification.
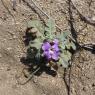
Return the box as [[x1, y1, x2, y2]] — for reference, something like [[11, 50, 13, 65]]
[[0, 0, 95, 95]]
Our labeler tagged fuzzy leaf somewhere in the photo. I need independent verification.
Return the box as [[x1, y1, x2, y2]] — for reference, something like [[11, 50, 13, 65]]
[[59, 50, 72, 68], [70, 41, 76, 50], [66, 41, 76, 50], [27, 20, 44, 34], [26, 20, 44, 59], [60, 40, 68, 50], [57, 31, 71, 50], [57, 31, 71, 41], [27, 38, 42, 59], [29, 38, 42, 50], [59, 58, 69, 68], [66, 41, 71, 50], [45, 18, 56, 38], [62, 31, 71, 40]]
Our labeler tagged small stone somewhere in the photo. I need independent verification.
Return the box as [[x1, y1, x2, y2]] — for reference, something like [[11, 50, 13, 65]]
[[92, 17, 95, 21], [7, 47, 12, 51], [0, 53, 2, 58], [3, 39, 7, 42], [13, 35, 17, 39]]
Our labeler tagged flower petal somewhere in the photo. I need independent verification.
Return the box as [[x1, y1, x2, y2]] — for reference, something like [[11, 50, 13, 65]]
[[51, 51, 59, 61], [42, 42, 51, 51], [53, 39, 59, 44], [43, 51, 51, 60], [52, 44, 59, 52]]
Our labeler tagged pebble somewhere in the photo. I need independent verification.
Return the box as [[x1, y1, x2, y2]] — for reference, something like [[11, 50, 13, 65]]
[[0, 53, 2, 58], [7, 47, 12, 51], [13, 35, 18, 39], [92, 17, 95, 21]]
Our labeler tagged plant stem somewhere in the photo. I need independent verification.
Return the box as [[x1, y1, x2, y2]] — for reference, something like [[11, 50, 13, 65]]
[[17, 67, 40, 85]]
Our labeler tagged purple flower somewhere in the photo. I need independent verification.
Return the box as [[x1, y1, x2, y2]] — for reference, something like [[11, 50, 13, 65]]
[[42, 39, 60, 61]]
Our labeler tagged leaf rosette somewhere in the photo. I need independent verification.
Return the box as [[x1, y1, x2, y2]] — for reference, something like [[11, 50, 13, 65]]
[[26, 18, 77, 68]]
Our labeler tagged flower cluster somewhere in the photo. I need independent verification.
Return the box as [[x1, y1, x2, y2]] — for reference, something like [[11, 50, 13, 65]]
[[42, 39, 60, 61]]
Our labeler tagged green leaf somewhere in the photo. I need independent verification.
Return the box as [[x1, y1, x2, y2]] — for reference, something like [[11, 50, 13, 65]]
[[63, 50, 72, 61], [59, 40, 68, 50], [59, 58, 69, 68], [70, 41, 76, 50], [27, 38, 42, 59], [29, 38, 42, 50], [66, 41, 71, 50], [45, 18, 56, 38], [27, 20, 44, 34], [66, 41, 76, 50], [59, 50, 72, 68], [57, 31, 72, 50], [57, 31, 71, 41], [63, 31, 71, 39], [26, 20, 44, 60]]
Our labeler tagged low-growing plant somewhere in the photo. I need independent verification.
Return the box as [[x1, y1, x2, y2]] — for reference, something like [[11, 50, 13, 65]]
[[27, 18, 76, 69], [17, 18, 77, 85]]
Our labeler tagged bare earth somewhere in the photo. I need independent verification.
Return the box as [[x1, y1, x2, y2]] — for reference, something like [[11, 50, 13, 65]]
[[0, 0, 95, 95]]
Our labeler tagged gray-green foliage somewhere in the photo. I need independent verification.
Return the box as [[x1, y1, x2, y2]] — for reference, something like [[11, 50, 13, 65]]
[[59, 50, 72, 68], [27, 20, 44, 34], [58, 31, 76, 67], [45, 18, 56, 39], [26, 19, 76, 68], [27, 20, 43, 62]]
